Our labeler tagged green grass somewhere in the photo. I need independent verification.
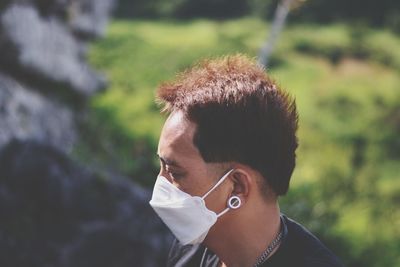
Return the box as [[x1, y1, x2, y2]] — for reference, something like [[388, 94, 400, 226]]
[[85, 18, 400, 267]]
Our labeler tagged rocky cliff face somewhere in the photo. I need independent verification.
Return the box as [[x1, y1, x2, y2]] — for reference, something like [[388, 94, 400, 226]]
[[0, 72, 76, 151], [0, 140, 172, 267], [0, 0, 115, 150], [0, 1, 172, 266]]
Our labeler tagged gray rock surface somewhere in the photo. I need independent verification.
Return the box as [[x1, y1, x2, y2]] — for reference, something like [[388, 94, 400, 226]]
[[0, 0, 115, 150], [69, 0, 116, 38], [0, 73, 76, 152], [0, 2, 112, 96], [0, 140, 173, 267]]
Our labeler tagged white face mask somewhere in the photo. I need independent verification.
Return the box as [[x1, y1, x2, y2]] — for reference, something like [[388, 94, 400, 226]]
[[149, 169, 242, 245]]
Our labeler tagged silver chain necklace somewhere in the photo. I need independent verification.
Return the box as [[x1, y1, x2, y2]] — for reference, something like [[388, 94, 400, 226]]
[[253, 226, 284, 267]]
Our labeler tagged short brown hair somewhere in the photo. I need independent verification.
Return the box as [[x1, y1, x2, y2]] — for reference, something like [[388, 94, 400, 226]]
[[157, 54, 298, 196]]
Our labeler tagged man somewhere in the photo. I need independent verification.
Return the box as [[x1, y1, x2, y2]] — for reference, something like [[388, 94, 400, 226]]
[[149, 55, 343, 267]]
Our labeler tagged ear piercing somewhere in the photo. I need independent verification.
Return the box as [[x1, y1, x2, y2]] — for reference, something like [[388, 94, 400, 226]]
[[227, 195, 242, 209]]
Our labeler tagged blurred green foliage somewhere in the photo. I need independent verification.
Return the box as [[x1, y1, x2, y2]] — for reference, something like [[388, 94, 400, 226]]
[[115, 0, 400, 32], [83, 18, 400, 267]]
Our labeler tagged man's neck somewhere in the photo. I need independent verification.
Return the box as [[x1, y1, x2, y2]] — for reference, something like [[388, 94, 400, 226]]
[[204, 200, 281, 267]]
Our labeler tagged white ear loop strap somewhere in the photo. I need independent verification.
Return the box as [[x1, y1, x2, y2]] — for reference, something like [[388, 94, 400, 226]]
[[201, 168, 235, 200], [200, 168, 241, 218], [217, 207, 230, 217]]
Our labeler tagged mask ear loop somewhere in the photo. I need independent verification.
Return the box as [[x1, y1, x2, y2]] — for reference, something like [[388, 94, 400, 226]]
[[201, 168, 235, 200], [217, 195, 242, 217]]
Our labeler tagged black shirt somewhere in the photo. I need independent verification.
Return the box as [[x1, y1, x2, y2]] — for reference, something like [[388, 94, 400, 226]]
[[167, 215, 344, 267]]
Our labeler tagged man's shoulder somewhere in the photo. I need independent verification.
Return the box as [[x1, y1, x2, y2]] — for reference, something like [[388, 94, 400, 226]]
[[266, 215, 344, 267], [166, 215, 345, 267]]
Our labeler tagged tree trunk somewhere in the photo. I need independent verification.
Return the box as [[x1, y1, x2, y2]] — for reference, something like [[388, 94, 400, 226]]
[[258, 0, 295, 68]]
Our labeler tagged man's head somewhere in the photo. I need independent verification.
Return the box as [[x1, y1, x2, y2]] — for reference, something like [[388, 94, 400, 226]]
[[156, 54, 298, 200]]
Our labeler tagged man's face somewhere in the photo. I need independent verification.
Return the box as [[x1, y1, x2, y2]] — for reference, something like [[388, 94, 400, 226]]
[[157, 111, 231, 213]]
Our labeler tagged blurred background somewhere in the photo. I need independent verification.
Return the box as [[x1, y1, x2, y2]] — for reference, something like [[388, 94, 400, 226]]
[[0, 0, 399, 266]]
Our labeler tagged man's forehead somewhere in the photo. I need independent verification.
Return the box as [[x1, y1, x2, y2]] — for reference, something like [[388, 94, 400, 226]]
[[158, 111, 198, 158], [165, 111, 192, 129], [165, 111, 195, 137]]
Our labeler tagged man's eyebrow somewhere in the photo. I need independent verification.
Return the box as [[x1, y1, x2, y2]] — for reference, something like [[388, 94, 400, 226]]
[[157, 154, 182, 168]]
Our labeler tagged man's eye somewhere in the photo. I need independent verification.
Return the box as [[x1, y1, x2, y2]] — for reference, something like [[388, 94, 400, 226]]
[[169, 171, 184, 180]]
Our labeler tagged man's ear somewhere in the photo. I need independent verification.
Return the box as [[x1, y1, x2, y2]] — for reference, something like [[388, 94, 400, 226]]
[[230, 167, 254, 202]]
